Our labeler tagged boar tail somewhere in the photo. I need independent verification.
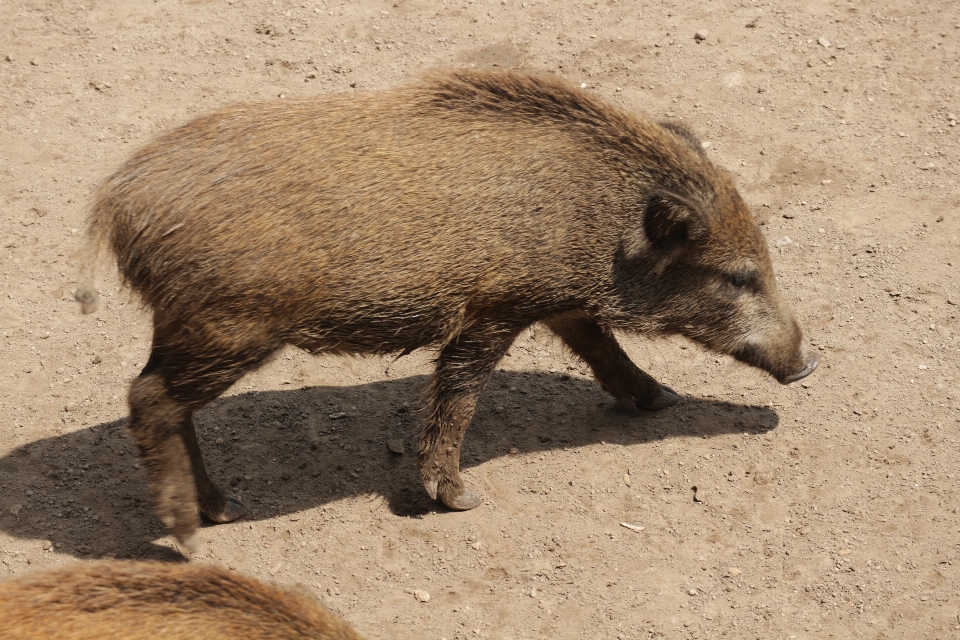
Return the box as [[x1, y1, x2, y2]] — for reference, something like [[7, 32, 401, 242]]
[[74, 211, 110, 314]]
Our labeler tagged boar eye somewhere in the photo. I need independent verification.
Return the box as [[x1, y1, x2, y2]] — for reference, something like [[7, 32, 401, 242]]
[[725, 271, 756, 290]]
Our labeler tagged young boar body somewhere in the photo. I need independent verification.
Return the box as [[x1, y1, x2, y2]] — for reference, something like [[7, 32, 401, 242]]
[[78, 71, 816, 545], [0, 561, 364, 640]]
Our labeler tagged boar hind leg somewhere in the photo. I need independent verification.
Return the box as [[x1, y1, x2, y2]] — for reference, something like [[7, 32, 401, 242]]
[[181, 412, 248, 525], [545, 312, 679, 411], [420, 323, 521, 511], [128, 342, 273, 546]]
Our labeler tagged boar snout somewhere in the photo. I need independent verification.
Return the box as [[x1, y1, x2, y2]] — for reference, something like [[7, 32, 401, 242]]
[[779, 347, 818, 384], [731, 330, 818, 385]]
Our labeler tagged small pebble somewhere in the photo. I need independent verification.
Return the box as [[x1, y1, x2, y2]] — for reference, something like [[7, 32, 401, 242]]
[[9, 504, 23, 516], [701, 141, 711, 149], [414, 589, 431, 602], [4, 54, 12, 62], [688, 588, 698, 596], [42, 540, 52, 550], [727, 567, 742, 577], [818, 37, 831, 48], [30, 59, 38, 66], [386, 438, 404, 454], [694, 29, 709, 42], [509, 446, 520, 454]]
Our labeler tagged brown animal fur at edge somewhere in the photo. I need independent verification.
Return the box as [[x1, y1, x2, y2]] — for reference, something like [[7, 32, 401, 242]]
[[76, 69, 817, 546], [0, 561, 365, 640]]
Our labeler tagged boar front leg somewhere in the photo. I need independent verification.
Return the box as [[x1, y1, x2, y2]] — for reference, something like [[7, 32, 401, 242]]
[[420, 322, 522, 511], [545, 312, 679, 411]]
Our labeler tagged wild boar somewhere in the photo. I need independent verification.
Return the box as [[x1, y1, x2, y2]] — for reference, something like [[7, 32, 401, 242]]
[[76, 70, 817, 547], [0, 560, 364, 639]]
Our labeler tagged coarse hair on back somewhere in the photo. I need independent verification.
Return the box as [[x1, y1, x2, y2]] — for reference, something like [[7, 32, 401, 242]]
[[418, 70, 651, 154], [417, 69, 715, 197]]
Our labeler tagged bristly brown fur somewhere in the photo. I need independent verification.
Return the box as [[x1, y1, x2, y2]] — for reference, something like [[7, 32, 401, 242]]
[[0, 561, 365, 640], [76, 69, 814, 544], [417, 70, 715, 199]]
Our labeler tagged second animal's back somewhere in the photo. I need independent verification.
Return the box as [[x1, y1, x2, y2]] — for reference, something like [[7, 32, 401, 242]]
[[0, 561, 364, 640]]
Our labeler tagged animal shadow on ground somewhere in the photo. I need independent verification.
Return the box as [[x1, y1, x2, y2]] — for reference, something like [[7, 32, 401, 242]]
[[0, 371, 778, 559]]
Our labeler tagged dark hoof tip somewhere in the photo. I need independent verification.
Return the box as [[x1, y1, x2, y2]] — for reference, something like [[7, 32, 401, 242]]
[[639, 385, 680, 411], [443, 487, 482, 511], [203, 496, 248, 524]]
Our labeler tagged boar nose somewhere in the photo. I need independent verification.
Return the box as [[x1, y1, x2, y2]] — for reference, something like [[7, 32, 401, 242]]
[[780, 349, 818, 384]]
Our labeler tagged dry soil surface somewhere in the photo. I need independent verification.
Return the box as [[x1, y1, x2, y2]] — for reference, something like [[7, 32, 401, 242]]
[[2, 0, 960, 638]]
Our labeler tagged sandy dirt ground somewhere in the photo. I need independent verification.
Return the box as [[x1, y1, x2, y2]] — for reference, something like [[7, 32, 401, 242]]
[[2, 0, 959, 638]]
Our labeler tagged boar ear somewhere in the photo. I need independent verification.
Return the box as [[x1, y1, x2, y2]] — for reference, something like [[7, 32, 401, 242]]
[[641, 190, 708, 256]]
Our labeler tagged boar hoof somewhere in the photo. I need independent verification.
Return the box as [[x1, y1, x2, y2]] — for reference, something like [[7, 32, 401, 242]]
[[424, 478, 439, 501], [624, 385, 680, 412], [155, 493, 200, 548], [179, 532, 199, 555], [147, 467, 201, 547], [423, 478, 482, 510], [442, 487, 482, 511], [203, 496, 248, 524], [647, 385, 680, 410]]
